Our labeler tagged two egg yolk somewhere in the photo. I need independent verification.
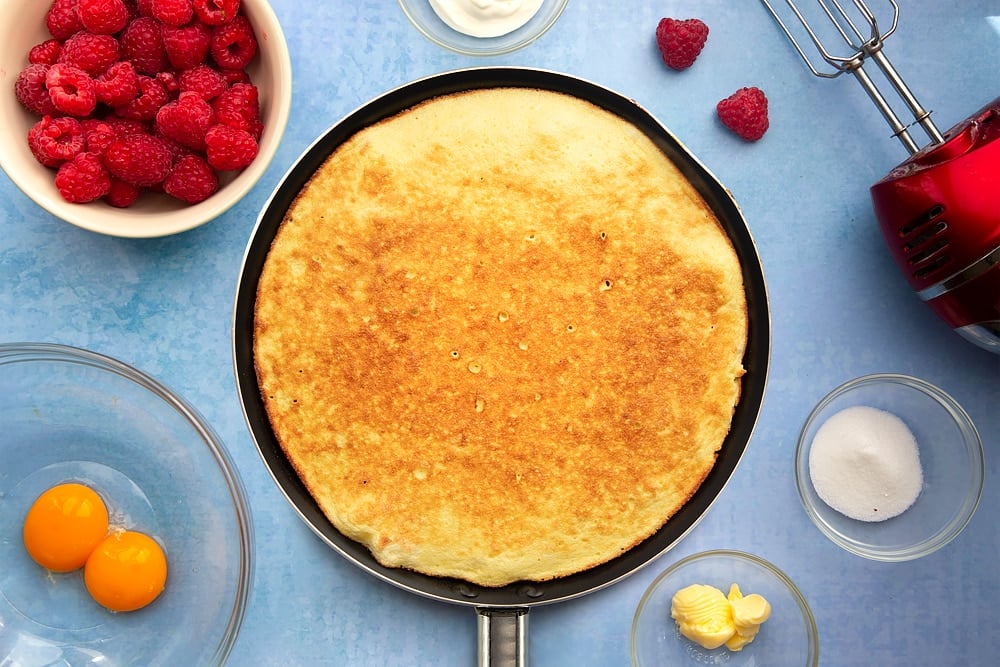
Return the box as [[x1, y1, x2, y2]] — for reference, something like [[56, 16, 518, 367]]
[[22, 483, 167, 612]]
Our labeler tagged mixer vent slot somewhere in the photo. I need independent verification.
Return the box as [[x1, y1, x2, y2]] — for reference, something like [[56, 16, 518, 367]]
[[899, 205, 944, 236], [901, 205, 952, 280]]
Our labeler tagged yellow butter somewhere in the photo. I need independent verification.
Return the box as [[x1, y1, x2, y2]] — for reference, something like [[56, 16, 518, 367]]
[[670, 582, 771, 652]]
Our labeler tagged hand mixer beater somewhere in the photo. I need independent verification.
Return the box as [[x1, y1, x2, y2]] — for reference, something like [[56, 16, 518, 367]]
[[761, 0, 1000, 353]]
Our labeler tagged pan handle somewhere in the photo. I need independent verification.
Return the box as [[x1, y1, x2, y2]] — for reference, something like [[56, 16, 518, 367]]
[[476, 607, 529, 667]]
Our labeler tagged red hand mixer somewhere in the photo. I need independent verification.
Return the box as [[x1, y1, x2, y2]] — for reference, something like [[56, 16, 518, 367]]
[[761, 0, 1000, 353]]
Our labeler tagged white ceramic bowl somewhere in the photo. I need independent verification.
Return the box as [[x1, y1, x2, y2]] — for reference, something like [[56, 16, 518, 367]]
[[0, 0, 292, 238], [398, 0, 568, 56], [796, 374, 984, 561]]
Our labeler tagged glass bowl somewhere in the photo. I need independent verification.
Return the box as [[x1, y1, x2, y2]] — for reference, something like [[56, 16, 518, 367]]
[[632, 550, 819, 666], [0, 343, 253, 666], [796, 373, 984, 561], [398, 0, 569, 56]]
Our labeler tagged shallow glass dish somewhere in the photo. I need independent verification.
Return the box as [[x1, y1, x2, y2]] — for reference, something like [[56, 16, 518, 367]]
[[796, 373, 984, 561], [398, 0, 568, 56], [632, 550, 819, 666], [0, 343, 253, 666]]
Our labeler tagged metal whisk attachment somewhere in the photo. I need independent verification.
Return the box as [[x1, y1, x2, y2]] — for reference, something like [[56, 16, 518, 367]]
[[761, 0, 944, 154]]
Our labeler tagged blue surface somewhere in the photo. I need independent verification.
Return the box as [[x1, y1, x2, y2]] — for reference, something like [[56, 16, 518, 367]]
[[2, 1, 998, 665]]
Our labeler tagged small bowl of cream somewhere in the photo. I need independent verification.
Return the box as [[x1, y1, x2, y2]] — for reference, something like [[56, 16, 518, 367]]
[[398, 0, 569, 56], [795, 374, 984, 561]]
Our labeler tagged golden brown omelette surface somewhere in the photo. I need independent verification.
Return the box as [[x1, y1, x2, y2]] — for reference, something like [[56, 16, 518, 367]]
[[253, 87, 748, 587]]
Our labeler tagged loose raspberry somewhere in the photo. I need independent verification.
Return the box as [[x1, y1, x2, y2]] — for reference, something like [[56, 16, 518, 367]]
[[103, 132, 174, 186], [46, 0, 85, 41], [81, 119, 118, 155], [95, 61, 140, 108], [58, 32, 121, 76], [78, 0, 130, 35], [178, 63, 227, 100], [655, 18, 709, 71], [204, 123, 256, 170], [151, 0, 194, 27], [164, 153, 218, 203], [15, 64, 58, 116], [162, 22, 212, 70], [212, 82, 261, 139], [29, 40, 63, 66], [155, 91, 215, 150], [55, 152, 112, 203], [115, 75, 169, 120], [121, 16, 168, 75], [46, 64, 98, 117], [193, 0, 240, 26], [106, 178, 142, 207], [28, 116, 86, 167], [716, 87, 770, 142], [210, 15, 257, 70], [219, 67, 250, 85]]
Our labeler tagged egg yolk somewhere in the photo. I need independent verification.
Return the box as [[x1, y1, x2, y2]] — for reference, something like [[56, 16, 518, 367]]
[[84, 530, 168, 612], [23, 483, 110, 572]]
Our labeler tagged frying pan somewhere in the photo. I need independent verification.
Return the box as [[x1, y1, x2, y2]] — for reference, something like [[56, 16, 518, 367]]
[[232, 67, 770, 666]]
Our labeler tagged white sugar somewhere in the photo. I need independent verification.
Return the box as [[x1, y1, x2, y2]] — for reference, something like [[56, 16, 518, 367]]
[[808, 405, 923, 522]]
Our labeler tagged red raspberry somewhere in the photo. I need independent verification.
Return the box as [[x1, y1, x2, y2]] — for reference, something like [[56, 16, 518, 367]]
[[212, 82, 261, 139], [55, 152, 112, 203], [219, 67, 249, 85], [121, 16, 168, 75], [106, 177, 142, 207], [151, 0, 194, 27], [655, 18, 709, 71], [46, 0, 85, 41], [15, 64, 58, 116], [78, 0, 130, 35], [156, 70, 181, 94], [164, 153, 218, 203], [204, 123, 256, 170], [58, 32, 121, 76], [178, 63, 227, 100], [103, 132, 174, 186], [28, 116, 86, 167], [95, 61, 140, 108], [81, 119, 118, 155], [210, 15, 257, 70], [716, 87, 770, 141], [155, 91, 215, 150], [46, 63, 98, 117], [103, 116, 151, 136], [193, 0, 240, 26], [162, 22, 212, 70], [137, 0, 155, 16], [116, 75, 168, 120], [29, 40, 63, 66]]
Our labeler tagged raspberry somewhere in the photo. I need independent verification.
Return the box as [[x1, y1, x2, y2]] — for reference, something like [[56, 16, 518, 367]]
[[210, 15, 257, 70], [716, 87, 770, 142], [55, 152, 112, 203], [47, 0, 85, 41], [178, 63, 227, 100], [155, 91, 215, 150], [29, 40, 63, 66], [58, 32, 121, 76], [46, 63, 98, 117], [219, 67, 249, 85], [81, 119, 118, 155], [162, 22, 212, 70], [106, 177, 142, 207], [156, 70, 181, 94], [15, 64, 58, 116], [204, 123, 256, 170], [655, 18, 709, 71], [212, 82, 261, 139], [193, 0, 240, 26], [28, 116, 85, 167], [151, 0, 194, 27], [137, 0, 154, 16], [103, 115, 151, 136], [116, 75, 169, 120], [103, 132, 174, 186], [95, 61, 140, 108], [120, 16, 168, 74], [78, 0, 130, 35], [164, 153, 218, 203]]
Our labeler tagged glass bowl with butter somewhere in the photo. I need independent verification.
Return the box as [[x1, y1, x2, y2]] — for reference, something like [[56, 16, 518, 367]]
[[631, 550, 818, 667], [398, 0, 569, 56], [796, 374, 984, 561]]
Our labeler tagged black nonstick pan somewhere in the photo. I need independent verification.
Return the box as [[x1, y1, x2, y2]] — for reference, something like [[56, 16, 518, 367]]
[[232, 67, 770, 666]]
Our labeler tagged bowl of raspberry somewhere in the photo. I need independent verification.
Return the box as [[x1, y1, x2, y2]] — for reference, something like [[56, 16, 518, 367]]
[[0, 0, 292, 238]]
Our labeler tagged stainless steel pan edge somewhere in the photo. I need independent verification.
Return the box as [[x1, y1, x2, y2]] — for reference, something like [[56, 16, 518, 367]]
[[232, 66, 771, 666]]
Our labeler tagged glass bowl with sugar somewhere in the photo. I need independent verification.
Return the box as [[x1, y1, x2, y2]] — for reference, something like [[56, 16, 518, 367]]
[[795, 374, 984, 561]]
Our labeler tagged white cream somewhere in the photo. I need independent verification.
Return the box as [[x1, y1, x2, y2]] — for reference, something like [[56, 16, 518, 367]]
[[429, 0, 545, 38]]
